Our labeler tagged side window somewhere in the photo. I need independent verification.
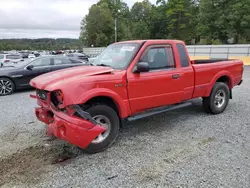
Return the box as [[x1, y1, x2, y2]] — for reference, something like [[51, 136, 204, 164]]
[[0, 55, 4, 59], [32, 58, 51, 67], [70, 59, 83, 64], [141, 46, 175, 70], [177, 44, 189, 67], [53, 58, 71, 65], [6, 55, 21, 59]]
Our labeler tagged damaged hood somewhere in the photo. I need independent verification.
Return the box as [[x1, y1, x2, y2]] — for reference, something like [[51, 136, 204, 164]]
[[30, 65, 114, 90]]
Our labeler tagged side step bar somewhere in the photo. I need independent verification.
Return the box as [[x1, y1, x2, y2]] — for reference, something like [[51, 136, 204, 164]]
[[127, 102, 192, 121]]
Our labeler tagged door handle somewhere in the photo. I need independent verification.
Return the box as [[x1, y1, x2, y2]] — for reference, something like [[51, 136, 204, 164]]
[[44, 68, 51, 72], [172, 74, 180, 79]]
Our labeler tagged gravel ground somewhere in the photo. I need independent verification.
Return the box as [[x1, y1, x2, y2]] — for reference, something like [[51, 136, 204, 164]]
[[0, 67, 250, 188]]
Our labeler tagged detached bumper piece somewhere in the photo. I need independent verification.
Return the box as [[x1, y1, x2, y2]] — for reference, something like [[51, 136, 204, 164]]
[[35, 107, 105, 149]]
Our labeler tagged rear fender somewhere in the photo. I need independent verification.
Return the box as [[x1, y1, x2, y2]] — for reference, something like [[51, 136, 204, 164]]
[[74, 88, 130, 118], [204, 70, 234, 97]]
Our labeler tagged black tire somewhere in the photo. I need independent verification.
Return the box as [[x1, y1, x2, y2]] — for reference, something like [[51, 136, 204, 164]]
[[84, 104, 120, 154], [0, 77, 15, 96], [202, 82, 230, 114]]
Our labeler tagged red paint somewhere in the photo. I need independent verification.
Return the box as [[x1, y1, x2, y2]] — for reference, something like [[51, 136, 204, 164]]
[[30, 94, 37, 99], [35, 107, 105, 149], [30, 39, 244, 149]]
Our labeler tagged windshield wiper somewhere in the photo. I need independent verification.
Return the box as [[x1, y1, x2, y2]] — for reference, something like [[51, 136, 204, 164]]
[[95, 64, 111, 67]]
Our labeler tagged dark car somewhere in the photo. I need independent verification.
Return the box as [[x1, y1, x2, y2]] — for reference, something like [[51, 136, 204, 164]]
[[34, 53, 40, 57], [0, 55, 89, 96], [66, 53, 90, 62], [19, 52, 29, 58]]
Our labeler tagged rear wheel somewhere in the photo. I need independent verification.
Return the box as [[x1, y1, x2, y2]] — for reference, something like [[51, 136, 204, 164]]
[[0, 78, 15, 96], [84, 104, 120, 154], [203, 82, 230, 114]]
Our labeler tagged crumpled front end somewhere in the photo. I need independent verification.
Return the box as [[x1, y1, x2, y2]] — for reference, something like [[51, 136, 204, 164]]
[[31, 89, 106, 149]]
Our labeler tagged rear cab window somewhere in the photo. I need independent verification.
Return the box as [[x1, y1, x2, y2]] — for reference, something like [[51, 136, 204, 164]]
[[176, 43, 189, 67]]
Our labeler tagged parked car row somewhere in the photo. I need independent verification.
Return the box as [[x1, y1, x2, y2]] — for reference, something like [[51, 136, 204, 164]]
[[19, 51, 41, 59], [65, 52, 90, 62], [0, 55, 89, 96], [0, 54, 23, 65]]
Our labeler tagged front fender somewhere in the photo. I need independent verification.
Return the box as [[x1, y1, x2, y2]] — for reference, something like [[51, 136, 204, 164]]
[[205, 70, 234, 96], [74, 88, 130, 118]]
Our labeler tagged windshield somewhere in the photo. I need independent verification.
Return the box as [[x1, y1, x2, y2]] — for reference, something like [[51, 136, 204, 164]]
[[92, 42, 139, 69]]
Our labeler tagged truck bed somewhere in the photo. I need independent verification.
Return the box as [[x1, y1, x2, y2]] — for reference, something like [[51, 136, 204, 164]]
[[191, 59, 243, 98], [193, 59, 230, 64]]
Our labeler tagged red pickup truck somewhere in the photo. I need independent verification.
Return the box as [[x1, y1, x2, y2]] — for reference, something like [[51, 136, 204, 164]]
[[30, 40, 244, 153]]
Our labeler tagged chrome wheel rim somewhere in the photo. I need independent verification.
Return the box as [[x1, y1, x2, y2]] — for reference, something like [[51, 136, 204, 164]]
[[91, 115, 111, 144], [0, 79, 13, 95], [214, 89, 226, 108]]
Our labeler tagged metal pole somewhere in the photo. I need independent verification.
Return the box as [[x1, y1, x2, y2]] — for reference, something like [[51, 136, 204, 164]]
[[115, 17, 117, 42], [114, 0, 117, 42]]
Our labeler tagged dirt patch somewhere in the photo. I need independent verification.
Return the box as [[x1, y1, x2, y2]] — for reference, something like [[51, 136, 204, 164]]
[[0, 143, 80, 187], [199, 137, 216, 145], [135, 166, 162, 184], [0, 126, 24, 142]]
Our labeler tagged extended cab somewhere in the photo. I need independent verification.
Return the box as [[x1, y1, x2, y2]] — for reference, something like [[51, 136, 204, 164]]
[[30, 40, 244, 153]]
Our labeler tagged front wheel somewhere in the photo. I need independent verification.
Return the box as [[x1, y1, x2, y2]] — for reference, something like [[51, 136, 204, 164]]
[[203, 82, 230, 114], [0, 77, 15, 96], [84, 104, 120, 154]]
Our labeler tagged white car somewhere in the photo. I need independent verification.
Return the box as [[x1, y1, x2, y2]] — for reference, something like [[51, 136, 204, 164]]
[[0, 54, 23, 66], [28, 54, 36, 58]]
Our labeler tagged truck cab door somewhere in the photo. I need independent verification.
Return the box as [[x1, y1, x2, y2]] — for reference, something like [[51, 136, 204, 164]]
[[127, 44, 184, 114], [176, 43, 195, 100]]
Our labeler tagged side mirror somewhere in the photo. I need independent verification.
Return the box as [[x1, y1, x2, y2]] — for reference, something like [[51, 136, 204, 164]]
[[26, 65, 34, 70], [134, 62, 149, 73]]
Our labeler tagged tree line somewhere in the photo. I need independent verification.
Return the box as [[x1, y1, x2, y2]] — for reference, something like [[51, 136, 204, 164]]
[[0, 38, 81, 51], [80, 0, 250, 47], [1, 0, 249, 50]]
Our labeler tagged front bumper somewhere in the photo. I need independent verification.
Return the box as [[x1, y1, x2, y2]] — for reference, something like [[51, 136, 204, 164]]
[[35, 106, 106, 149]]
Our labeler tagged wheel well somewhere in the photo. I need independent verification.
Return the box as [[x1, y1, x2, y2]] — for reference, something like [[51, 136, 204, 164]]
[[216, 76, 231, 88], [84, 96, 119, 115], [216, 75, 232, 99]]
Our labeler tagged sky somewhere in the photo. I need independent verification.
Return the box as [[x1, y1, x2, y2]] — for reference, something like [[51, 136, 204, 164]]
[[0, 0, 154, 39]]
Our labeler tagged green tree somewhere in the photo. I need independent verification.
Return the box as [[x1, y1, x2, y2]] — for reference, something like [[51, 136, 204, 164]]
[[81, 2, 113, 47], [80, 0, 131, 46], [198, 0, 230, 44], [227, 0, 250, 43], [165, 0, 193, 41], [130, 0, 152, 39]]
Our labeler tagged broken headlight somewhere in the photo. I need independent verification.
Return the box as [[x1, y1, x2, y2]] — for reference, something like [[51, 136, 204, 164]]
[[51, 90, 64, 108]]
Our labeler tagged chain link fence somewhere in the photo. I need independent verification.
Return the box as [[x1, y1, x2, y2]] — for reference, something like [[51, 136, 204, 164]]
[[83, 47, 106, 58], [187, 44, 250, 58]]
